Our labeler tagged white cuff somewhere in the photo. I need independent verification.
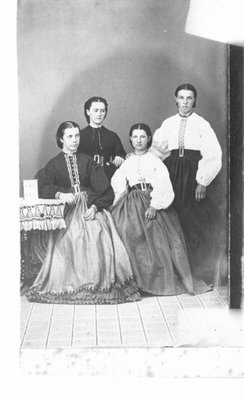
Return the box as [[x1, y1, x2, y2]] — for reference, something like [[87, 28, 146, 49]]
[[55, 191, 61, 199]]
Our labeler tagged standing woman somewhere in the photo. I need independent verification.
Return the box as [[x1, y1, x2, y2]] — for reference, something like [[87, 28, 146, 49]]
[[111, 123, 210, 296], [150, 84, 223, 285], [27, 121, 140, 304], [78, 96, 126, 180]]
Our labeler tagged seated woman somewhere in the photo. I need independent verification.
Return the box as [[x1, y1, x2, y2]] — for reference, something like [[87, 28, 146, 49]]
[[110, 123, 211, 296], [27, 121, 141, 304]]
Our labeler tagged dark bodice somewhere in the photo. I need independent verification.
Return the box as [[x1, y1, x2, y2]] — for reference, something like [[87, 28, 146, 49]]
[[35, 152, 114, 210], [78, 125, 126, 163]]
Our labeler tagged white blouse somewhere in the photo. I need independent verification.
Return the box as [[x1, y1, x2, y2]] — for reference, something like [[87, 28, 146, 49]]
[[111, 152, 174, 210], [150, 112, 222, 186]]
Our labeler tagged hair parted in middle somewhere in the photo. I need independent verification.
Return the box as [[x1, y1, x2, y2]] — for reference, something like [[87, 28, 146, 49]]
[[83, 96, 108, 123], [174, 83, 197, 107], [129, 123, 152, 149]]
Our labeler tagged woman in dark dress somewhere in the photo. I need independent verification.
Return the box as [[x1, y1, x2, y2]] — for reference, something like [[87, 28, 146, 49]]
[[78, 96, 126, 180], [27, 121, 141, 304], [110, 123, 210, 296], [150, 84, 224, 285]]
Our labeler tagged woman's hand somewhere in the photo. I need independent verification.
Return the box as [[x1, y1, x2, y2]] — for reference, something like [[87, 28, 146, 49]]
[[59, 192, 75, 205], [112, 156, 124, 167], [84, 205, 97, 221], [195, 184, 206, 202], [145, 206, 157, 221]]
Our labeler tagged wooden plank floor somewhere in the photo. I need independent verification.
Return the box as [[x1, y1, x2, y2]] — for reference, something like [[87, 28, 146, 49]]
[[20, 287, 244, 348]]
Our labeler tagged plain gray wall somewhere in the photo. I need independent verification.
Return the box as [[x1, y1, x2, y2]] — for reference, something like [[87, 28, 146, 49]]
[[18, 0, 227, 198]]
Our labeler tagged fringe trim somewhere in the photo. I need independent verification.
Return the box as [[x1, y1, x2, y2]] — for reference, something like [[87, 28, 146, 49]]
[[27, 276, 141, 305]]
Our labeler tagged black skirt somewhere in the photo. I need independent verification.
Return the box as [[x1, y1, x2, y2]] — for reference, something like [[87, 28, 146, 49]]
[[164, 150, 225, 285]]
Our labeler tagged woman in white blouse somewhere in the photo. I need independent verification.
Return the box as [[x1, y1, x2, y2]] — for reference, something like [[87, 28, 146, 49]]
[[150, 83, 223, 285], [111, 123, 210, 296]]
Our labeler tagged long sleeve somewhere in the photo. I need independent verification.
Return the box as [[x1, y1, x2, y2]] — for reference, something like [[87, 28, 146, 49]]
[[111, 153, 174, 209], [149, 160, 175, 210], [35, 167, 56, 198], [150, 123, 171, 161], [196, 121, 222, 186], [111, 164, 128, 205], [35, 158, 71, 199], [35, 152, 114, 209], [150, 113, 222, 186], [110, 133, 126, 159]]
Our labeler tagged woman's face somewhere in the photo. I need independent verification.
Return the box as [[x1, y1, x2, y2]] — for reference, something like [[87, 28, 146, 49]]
[[60, 127, 80, 153], [175, 89, 195, 116], [86, 101, 107, 127], [130, 129, 150, 152]]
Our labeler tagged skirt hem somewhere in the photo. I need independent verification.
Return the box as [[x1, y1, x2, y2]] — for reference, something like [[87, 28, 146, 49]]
[[27, 277, 141, 305]]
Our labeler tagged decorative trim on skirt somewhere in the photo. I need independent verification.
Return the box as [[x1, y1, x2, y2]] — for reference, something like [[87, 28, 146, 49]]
[[27, 192, 141, 304]]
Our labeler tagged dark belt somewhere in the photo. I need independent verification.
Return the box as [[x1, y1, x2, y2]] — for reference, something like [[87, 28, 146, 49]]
[[129, 183, 152, 192]]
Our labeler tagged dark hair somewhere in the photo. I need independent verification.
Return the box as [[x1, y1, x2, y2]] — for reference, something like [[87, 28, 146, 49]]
[[56, 121, 80, 149], [83, 96, 108, 123], [129, 123, 152, 149], [175, 83, 197, 107]]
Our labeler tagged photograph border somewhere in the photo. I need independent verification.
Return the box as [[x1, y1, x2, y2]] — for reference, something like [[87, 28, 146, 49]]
[[0, 0, 243, 388]]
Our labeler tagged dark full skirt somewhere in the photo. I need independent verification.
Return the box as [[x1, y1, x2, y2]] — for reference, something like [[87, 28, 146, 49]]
[[27, 193, 141, 304], [111, 188, 210, 296], [164, 150, 225, 285]]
